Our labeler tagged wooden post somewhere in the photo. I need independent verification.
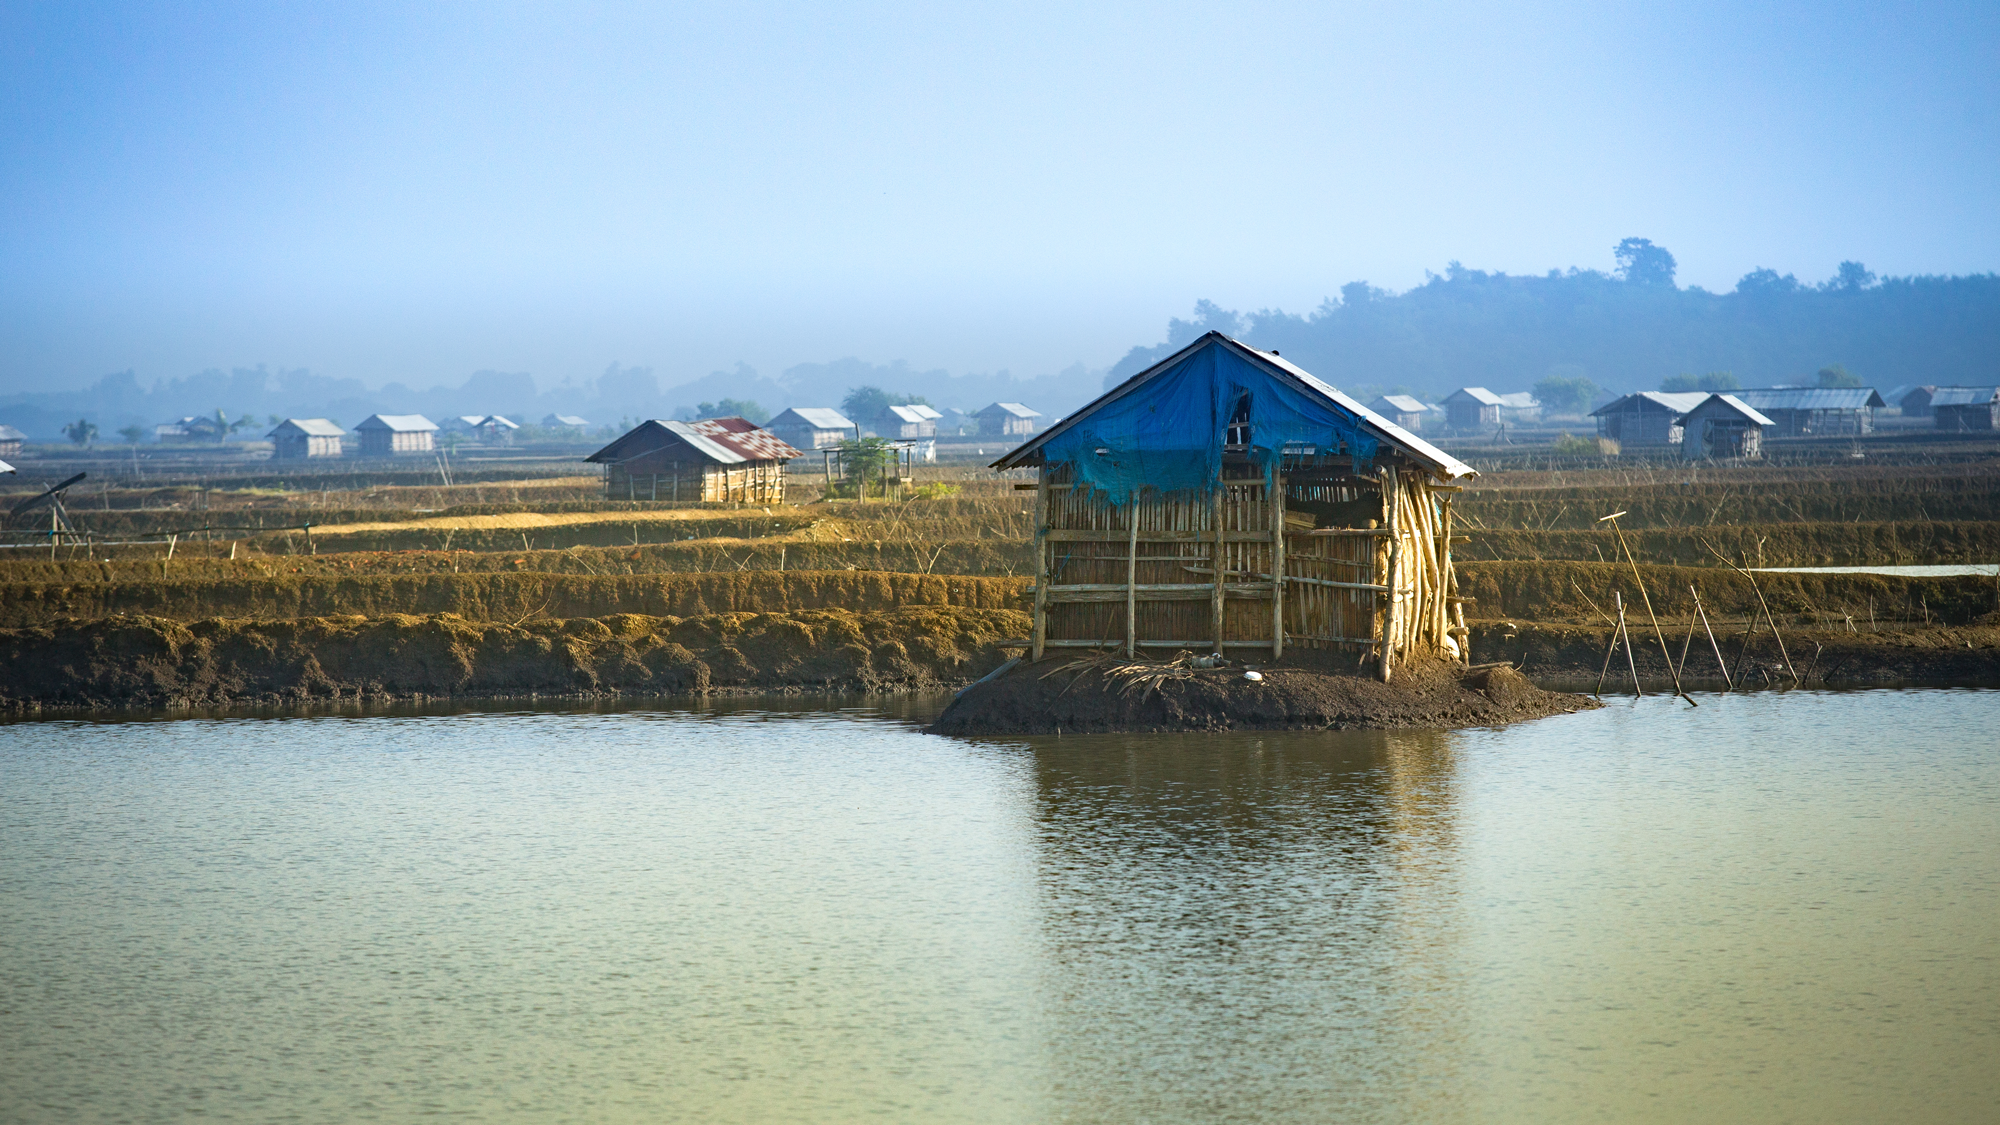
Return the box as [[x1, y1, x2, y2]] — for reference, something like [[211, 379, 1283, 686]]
[[1125, 489, 1139, 659], [1031, 469, 1049, 662], [1379, 469, 1399, 682], [1211, 480, 1227, 654], [1270, 476, 1285, 660]]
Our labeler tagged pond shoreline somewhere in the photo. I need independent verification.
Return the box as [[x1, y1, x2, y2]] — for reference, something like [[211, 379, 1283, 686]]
[[4, 610, 1993, 718]]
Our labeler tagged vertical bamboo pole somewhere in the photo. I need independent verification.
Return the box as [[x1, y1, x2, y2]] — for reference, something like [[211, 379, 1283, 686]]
[[1270, 476, 1285, 659], [1031, 469, 1049, 662], [1379, 468, 1399, 682], [1125, 489, 1138, 659], [1210, 480, 1226, 654]]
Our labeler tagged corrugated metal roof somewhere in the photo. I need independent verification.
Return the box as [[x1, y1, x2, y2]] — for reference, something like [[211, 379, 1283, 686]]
[[1733, 387, 1886, 410], [1591, 392, 1710, 416], [1926, 386, 1999, 407], [357, 414, 438, 432], [0, 424, 27, 441], [996, 332, 1473, 481], [1677, 394, 1776, 427], [0, 458, 13, 474], [772, 407, 854, 430], [543, 414, 589, 426], [588, 418, 801, 466], [906, 404, 943, 420], [1369, 394, 1430, 414], [1446, 387, 1506, 406], [1497, 392, 1538, 410], [980, 401, 1042, 418], [269, 418, 346, 437], [884, 404, 936, 424]]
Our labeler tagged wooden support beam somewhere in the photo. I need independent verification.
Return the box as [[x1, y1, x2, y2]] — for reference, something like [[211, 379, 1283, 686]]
[[1271, 477, 1285, 659], [1043, 528, 1275, 544], [1031, 472, 1048, 661], [1042, 583, 1273, 603], [1380, 468, 1399, 683], [1125, 490, 1138, 658], [1210, 484, 1226, 653]]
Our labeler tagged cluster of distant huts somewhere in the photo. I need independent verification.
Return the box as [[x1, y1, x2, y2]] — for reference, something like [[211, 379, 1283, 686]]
[[1366, 382, 1998, 459], [131, 400, 1048, 466]]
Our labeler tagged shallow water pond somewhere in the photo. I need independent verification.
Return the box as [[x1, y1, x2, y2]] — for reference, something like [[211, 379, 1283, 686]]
[[3, 690, 1996, 1123]]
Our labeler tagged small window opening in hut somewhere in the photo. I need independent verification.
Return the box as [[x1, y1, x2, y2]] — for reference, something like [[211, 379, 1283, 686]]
[[1225, 393, 1252, 447]]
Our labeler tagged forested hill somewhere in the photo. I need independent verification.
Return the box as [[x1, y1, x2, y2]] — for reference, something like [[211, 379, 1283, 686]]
[[1108, 254, 2000, 399]]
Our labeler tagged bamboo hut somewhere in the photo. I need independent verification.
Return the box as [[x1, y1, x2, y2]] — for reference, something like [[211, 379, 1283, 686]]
[[993, 332, 1476, 680], [588, 417, 800, 503]]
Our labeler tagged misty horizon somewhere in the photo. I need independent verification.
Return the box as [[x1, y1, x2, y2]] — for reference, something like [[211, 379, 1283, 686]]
[[3, 2, 1996, 435]]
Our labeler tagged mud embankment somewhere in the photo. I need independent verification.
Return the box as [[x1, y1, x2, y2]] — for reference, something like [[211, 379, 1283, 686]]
[[931, 654, 1594, 735], [1467, 620, 2000, 688], [0, 605, 1030, 713]]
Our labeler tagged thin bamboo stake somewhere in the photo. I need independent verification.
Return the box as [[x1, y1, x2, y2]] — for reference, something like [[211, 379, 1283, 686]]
[[1692, 587, 1733, 690], [1703, 538, 1799, 684], [1617, 592, 1644, 698], [1603, 511, 1694, 706]]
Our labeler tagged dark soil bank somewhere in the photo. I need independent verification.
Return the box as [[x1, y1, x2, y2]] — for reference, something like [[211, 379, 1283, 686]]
[[929, 654, 1595, 736], [1470, 620, 2000, 687], [0, 606, 1028, 713]]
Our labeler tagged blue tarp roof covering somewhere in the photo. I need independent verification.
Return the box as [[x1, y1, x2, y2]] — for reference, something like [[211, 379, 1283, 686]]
[[994, 333, 1471, 503]]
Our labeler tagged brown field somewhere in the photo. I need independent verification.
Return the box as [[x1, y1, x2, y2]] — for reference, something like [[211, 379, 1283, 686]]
[[3, 442, 1996, 706]]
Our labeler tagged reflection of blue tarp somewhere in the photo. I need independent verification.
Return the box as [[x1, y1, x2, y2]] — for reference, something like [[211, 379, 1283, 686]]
[[1040, 344, 1378, 504]]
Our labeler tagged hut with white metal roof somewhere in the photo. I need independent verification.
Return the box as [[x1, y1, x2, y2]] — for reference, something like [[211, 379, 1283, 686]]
[[0, 424, 24, 458], [1675, 395, 1772, 460], [766, 407, 857, 451], [992, 332, 1475, 678], [1732, 387, 1885, 436], [354, 414, 438, 456], [1928, 387, 1999, 432], [1441, 387, 1505, 430], [587, 417, 801, 503], [267, 418, 346, 460], [867, 404, 940, 439], [1366, 395, 1432, 431], [974, 402, 1043, 437], [1590, 392, 1708, 446]]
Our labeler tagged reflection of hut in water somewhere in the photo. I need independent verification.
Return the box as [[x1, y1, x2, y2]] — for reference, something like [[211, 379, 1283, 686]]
[[993, 332, 1476, 680]]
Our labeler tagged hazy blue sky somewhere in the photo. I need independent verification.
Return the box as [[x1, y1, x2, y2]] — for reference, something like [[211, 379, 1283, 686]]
[[2, 0, 1994, 393]]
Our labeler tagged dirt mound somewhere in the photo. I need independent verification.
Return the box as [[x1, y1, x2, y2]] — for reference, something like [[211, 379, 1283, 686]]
[[928, 652, 1593, 735]]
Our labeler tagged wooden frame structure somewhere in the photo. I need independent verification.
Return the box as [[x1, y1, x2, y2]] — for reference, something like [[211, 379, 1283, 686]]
[[997, 333, 1475, 679]]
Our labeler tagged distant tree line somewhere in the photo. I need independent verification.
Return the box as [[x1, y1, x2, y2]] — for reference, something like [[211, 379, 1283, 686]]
[[1108, 239, 2000, 399]]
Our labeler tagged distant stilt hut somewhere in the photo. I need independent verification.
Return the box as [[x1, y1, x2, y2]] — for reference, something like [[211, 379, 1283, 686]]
[[266, 418, 346, 460], [1590, 392, 1708, 446], [993, 332, 1477, 680], [1928, 386, 2000, 432], [1675, 394, 1771, 460], [587, 417, 801, 503]]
